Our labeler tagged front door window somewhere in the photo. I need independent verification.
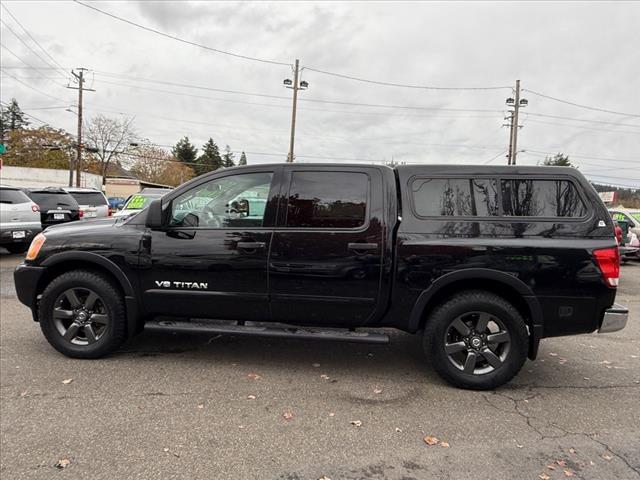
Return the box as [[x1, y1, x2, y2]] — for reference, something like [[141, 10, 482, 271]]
[[169, 172, 273, 229]]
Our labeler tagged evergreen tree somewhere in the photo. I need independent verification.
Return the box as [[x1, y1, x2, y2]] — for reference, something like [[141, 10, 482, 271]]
[[543, 153, 572, 167], [1, 98, 29, 135], [222, 145, 235, 168], [172, 136, 197, 166], [196, 138, 223, 175], [238, 151, 247, 166]]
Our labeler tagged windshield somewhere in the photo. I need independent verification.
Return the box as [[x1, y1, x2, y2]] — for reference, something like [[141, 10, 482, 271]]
[[123, 193, 161, 211], [28, 191, 78, 210], [0, 189, 31, 204], [68, 191, 108, 206]]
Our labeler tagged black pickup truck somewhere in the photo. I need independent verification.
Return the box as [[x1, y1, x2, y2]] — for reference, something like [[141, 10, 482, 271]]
[[14, 164, 628, 389]]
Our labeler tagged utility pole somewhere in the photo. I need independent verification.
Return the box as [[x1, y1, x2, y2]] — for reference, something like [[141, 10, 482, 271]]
[[66, 68, 95, 186], [504, 80, 527, 165], [283, 59, 308, 163]]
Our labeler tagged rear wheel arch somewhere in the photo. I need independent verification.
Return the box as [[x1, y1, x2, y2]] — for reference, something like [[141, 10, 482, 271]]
[[409, 270, 543, 358]]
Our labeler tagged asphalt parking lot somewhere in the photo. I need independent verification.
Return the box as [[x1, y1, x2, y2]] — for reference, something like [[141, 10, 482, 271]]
[[0, 251, 638, 480]]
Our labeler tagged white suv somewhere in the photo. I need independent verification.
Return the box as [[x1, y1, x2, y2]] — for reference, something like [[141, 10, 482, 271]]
[[0, 185, 42, 254], [63, 187, 110, 219]]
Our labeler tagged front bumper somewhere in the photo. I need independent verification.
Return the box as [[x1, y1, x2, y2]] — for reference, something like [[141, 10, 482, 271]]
[[13, 263, 45, 311], [598, 303, 628, 333]]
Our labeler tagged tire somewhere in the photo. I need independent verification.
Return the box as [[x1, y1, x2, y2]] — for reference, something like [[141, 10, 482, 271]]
[[38, 270, 127, 359], [6, 243, 29, 254], [423, 290, 528, 390]]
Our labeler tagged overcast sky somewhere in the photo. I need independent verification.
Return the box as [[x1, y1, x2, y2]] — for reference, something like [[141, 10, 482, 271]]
[[1, 1, 639, 187]]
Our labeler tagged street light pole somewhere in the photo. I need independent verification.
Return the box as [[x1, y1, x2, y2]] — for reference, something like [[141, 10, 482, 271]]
[[284, 59, 308, 163], [287, 59, 300, 163]]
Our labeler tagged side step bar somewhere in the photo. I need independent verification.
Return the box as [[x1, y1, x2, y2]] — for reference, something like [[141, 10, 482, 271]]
[[144, 319, 390, 344]]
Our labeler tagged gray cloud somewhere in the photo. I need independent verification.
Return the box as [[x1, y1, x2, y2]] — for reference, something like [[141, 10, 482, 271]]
[[1, 1, 638, 187]]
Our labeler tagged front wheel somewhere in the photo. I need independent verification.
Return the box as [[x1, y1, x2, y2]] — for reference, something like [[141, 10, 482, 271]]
[[423, 291, 528, 390], [39, 270, 127, 358]]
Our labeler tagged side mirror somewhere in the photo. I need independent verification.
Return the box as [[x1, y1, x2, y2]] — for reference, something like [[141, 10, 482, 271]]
[[116, 202, 124, 210], [145, 198, 163, 229]]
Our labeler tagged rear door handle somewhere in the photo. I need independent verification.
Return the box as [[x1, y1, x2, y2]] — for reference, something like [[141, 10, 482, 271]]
[[348, 242, 378, 251], [237, 241, 266, 250]]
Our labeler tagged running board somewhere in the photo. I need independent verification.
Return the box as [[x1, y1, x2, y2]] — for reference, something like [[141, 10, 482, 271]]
[[144, 319, 390, 344]]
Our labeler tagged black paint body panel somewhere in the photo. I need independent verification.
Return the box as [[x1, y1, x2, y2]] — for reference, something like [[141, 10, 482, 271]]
[[14, 164, 619, 346]]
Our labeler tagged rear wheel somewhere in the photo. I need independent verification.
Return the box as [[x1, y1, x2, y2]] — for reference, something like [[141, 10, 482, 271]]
[[5, 243, 29, 254], [39, 270, 127, 358], [423, 290, 528, 390]]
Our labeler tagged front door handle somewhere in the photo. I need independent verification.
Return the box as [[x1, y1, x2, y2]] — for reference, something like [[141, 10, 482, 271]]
[[237, 241, 266, 250], [348, 242, 378, 251]]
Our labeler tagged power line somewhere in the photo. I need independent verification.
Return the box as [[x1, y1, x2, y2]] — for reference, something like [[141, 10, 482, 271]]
[[73, 0, 291, 67], [93, 71, 505, 113], [523, 88, 640, 118], [525, 111, 640, 128], [0, 18, 66, 78], [0, 99, 49, 124], [0, 68, 67, 101], [0, 2, 68, 77], [303, 67, 511, 91], [522, 116, 640, 135]]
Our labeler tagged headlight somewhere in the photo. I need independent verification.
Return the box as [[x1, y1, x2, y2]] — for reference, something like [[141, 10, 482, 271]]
[[26, 233, 46, 261]]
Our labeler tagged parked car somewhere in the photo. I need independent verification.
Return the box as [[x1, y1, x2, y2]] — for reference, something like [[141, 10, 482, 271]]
[[113, 188, 172, 218], [14, 165, 628, 390], [107, 197, 126, 215], [63, 187, 110, 219], [609, 207, 640, 237], [0, 185, 42, 254], [23, 187, 80, 228]]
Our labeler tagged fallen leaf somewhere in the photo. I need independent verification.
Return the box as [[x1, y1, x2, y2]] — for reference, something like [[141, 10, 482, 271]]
[[549, 352, 558, 357], [20, 390, 28, 397], [569, 448, 576, 454], [602, 453, 612, 461], [395, 427, 402, 433], [547, 464, 557, 471], [283, 411, 294, 420], [516, 444, 524, 448], [556, 460, 567, 467], [163, 448, 169, 452], [312, 363, 321, 368], [328, 412, 335, 417], [373, 387, 383, 394], [247, 373, 261, 380], [197, 404, 204, 409], [439, 441, 450, 448], [320, 374, 330, 380], [318, 476, 331, 480], [559, 358, 568, 365], [62, 378, 73, 385], [350, 420, 363, 427], [423, 435, 439, 446], [563, 470, 574, 477], [54, 458, 71, 469], [247, 395, 256, 400], [539, 474, 551, 480]]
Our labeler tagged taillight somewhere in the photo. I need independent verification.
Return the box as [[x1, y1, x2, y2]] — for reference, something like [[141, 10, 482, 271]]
[[79, 210, 84, 218], [31, 203, 40, 213], [593, 247, 620, 288]]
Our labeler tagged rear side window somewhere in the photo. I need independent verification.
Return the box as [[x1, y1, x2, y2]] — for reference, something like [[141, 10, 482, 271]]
[[501, 179, 587, 217], [27, 191, 78, 210], [0, 188, 31, 204], [285, 171, 368, 228], [68, 191, 108, 206], [412, 178, 499, 217]]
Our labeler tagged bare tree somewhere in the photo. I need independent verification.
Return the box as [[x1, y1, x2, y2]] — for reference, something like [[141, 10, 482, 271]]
[[84, 115, 136, 184]]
